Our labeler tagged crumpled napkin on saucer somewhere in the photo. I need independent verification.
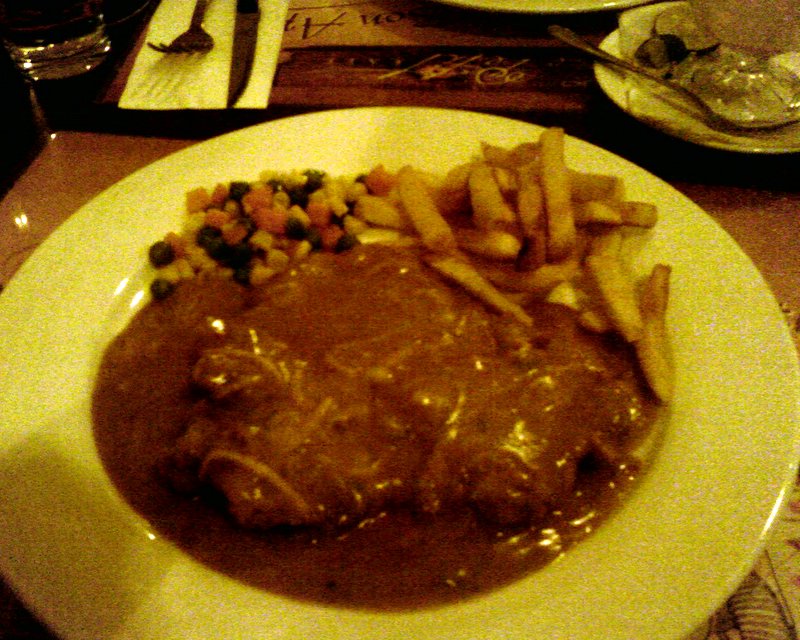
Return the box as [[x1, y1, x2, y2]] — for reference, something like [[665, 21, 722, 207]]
[[119, 0, 287, 110], [611, 1, 800, 147], [616, 1, 800, 119]]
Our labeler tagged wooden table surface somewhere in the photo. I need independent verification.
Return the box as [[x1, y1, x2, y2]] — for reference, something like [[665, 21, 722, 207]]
[[1, 1, 799, 638]]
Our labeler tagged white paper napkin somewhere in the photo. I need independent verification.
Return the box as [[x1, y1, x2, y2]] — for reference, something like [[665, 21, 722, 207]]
[[119, 0, 287, 110]]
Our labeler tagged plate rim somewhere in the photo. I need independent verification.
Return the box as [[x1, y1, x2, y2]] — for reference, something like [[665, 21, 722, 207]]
[[427, 0, 652, 14]]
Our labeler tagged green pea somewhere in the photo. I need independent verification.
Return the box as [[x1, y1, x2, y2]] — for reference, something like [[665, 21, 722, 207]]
[[148, 240, 175, 267], [150, 278, 175, 300], [334, 233, 360, 253]]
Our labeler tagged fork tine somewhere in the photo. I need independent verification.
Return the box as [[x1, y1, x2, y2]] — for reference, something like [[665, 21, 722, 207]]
[[146, 0, 214, 55], [147, 37, 212, 54]]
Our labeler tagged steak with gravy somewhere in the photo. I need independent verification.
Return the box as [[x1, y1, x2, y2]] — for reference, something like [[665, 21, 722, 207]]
[[93, 243, 658, 609]]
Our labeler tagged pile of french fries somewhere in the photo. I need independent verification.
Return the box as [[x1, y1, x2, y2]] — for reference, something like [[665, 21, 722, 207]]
[[351, 127, 673, 404]]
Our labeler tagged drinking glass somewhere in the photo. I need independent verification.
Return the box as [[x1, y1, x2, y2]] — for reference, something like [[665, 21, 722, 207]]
[[0, 0, 110, 80]]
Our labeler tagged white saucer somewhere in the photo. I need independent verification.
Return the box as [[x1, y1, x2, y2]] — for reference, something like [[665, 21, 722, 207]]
[[428, 0, 651, 14], [595, 30, 800, 153]]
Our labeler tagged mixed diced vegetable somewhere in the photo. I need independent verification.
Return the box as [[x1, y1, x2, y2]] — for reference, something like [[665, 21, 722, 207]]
[[147, 167, 386, 299]]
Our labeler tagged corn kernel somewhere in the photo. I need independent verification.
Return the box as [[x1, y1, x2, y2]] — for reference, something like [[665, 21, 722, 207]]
[[223, 199, 241, 216], [158, 263, 182, 283], [294, 240, 313, 261], [288, 205, 311, 227], [273, 191, 291, 209], [343, 215, 368, 235], [266, 248, 290, 271], [328, 196, 349, 217], [184, 211, 206, 235], [249, 263, 277, 285], [185, 245, 216, 271], [346, 180, 368, 202], [174, 258, 195, 279], [307, 189, 327, 204], [283, 170, 306, 189], [249, 229, 274, 251]]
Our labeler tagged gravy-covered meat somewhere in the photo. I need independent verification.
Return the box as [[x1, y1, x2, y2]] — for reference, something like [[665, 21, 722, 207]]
[[148, 244, 651, 530], [93, 243, 658, 609]]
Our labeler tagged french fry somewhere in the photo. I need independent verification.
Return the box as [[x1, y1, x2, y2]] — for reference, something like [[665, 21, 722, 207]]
[[588, 228, 624, 257], [492, 166, 518, 196], [515, 232, 548, 272], [356, 227, 416, 247], [481, 142, 515, 168], [579, 309, 612, 334], [574, 200, 658, 228], [514, 162, 547, 271], [516, 162, 544, 238], [468, 162, 517, 230], [539, 127, 577, 262], [635, 264, 673, 403], [505, 141, 541, 167], [481, 141, 540, 169], [569, 170, 625, 202], [362, 138, 671, 403], [574, 201, 624, 226], [546, 281, 581, 310], [396, 165, 458, 254], [424, 254, 532, 326], [353, 194, 412, 231], [584, 254, 643, 342], [618, 201, 658, 228], [480, 258, 580, 293], [455, 228, 522, 261], [434, 162, 473, 217], [503, 291, 536, 307]]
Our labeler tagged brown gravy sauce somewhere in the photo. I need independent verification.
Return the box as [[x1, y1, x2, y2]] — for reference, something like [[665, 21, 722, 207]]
[[92, 244, 658, 611]]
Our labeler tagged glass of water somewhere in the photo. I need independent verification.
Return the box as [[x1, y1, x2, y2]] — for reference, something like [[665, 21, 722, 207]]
[[0, 0, 110, 81]]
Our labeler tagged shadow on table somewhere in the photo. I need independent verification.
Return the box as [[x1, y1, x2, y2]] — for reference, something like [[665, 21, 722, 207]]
[[0, 50, 49, 200]]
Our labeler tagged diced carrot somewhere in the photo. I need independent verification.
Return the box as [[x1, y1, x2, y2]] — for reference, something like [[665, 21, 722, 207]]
[[320, 225, 344, 251], [204, 208, 231, 228], [164, 231, 187, 258], [252, 205, 289, 235], [222, 223, 248, 246], [306, 200, 332, 227], [242, 184, 273, 213], [186, 187, 212, 213], [250, 206, 270, 230], [210, 183, 229, 208], [363, 164, 397, 197]]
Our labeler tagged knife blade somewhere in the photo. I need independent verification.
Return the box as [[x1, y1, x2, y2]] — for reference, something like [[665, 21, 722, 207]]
[[227, 0, 261, 108]]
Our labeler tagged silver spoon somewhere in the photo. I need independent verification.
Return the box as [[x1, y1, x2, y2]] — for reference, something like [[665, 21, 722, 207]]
[[548, 25, 800, 131]]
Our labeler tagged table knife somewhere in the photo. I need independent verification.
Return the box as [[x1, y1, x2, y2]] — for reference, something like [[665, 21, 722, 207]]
[[227, 0, 261, 108]]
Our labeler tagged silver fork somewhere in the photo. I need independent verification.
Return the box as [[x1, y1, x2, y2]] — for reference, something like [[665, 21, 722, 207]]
[[147, 0, 214, 54]]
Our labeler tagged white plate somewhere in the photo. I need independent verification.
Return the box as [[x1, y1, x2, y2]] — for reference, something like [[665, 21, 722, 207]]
[[0, 107, 798, 640], [428, 0, 651, 14], [595, 29, 800, 153]]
